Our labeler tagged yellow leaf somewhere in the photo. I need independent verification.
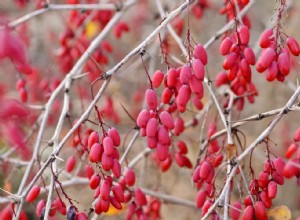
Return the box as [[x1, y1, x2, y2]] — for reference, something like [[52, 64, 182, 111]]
[[85, 21, 100, 39], [267, 205, 291, 220], [104, 203, 126, 216]]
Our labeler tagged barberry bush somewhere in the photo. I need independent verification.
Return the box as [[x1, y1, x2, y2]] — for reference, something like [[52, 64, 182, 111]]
[[0, 0, 300, 219]]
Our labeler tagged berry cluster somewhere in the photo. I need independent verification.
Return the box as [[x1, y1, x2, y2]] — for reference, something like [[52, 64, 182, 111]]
[[256, 28, 300, 81], [136, 44, 207, 171], [216, 25, 258, 110]]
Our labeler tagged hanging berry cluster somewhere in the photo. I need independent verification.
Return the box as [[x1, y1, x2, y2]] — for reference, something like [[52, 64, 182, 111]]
[[256, 0, 300, 82], [136, 44, 207, 170], [220, 0, 252, 28], [256, 29, 300, 82], [216, 25, 258, 110]]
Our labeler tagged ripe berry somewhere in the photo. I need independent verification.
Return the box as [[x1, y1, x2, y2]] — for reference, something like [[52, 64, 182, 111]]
[[134, 188, 147, 207], [244, 47, 256, 65], [192, 59, 205, 80], [220, 37, 233, 55], [137, 109, 150, 128], [267, 181, 277, 199], [199, 161, 211, 180], [145, 89, 158, 110], [112, 184, 125, 203], [193, 44, 208, 65], [286, 143, 298, 158], [238, 25, 250, 45], [196, 190, 206, 208], [88, 132, 99, 149], [256, 48, 276, 72], [100, 180, 111, 201], [152, 70, 164, 88], [89, 143, 103, 163], [287, 37, 300, 56], [89, 174, 101, 189], [103, 136, 114, 156], [254, 201, 267, 220], [242, 206, 254, 220], [124, 168, 136, 186], [66, 155, 76, 173], [230, 201, 242, 220], [26, 185, 40, 202], [259, 29, 274, 48], [160, 111, 174, 130], [108, 127, 121, 147], [146, 118, 158, 137]]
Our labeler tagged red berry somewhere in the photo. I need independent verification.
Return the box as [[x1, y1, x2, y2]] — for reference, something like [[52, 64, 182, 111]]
[[201, 200, 212, 216], [190, 75, 204, 99], [258, 171, 269, 189], [267, 181, 277, 199], [100, 180, 111, 201], [266, 61, 278, 81], [196, 190, 206, 208], [283, 159, 299, 178], [286, 143, 298, 158], [256, 48, 276, 72], [287, 37, 300, 56], [220, 37, 233, 55], [108, 127, 121, 147], [110, 196, 122, 210], [254, 201, 267, 220], [145, 89, 158, 110], [244, 47, 256, 65], [112, 184, 125, 203], [66, 155, 76, 173], [103, 137, 114, 156], [242, 206, 254, 220], [238, 25, 250, 45], [112, 159, 121, 178], [167, 68, 178, 87], [273, 157, 285, 176], [88, 132, 99, 149], [152, 70, 164, 88], [85, 164, 94, 179], [89, 174, 101, 189], [146, 118, 158, 137], [193, 44, 208, 65], [157, 125, 170, 145], [89, 143, 103, 163], [174, 117, 184, 136], [230, 201, 242, 220], [223, 52, 238, 70], [177, 140, 188, 154], [101, 153, 113, 171], [137, 109, 150, 128], [26, 185, 40, 202], [160, 111, 174, 130], [124, 168, 136, 186], [36, 200, 46, 217], [192, 59, 205, 80], [180, 64, 192, 84], [277, 51, 290, 76], [200, 161, 211, 180], [244, 195, 253, 207], [259, 29, 274, 48], [156, 143, 169, 161], [134, 187, 147, 207], [76, 212, 88, 220], [162, 87, 173, 104]]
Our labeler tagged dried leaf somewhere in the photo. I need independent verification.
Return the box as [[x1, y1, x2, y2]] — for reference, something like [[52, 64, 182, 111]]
[[267, 205, 291, 220]]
